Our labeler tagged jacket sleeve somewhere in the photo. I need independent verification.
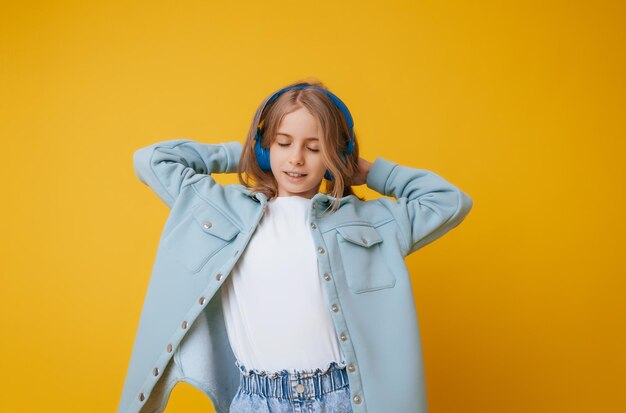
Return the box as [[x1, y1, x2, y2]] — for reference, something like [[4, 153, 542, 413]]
[[132, 139, 243, 208], [366, 157, 473, 257]]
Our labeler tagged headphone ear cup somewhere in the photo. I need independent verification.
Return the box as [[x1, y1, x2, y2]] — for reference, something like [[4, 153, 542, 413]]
[[254, 129, 272, 172]]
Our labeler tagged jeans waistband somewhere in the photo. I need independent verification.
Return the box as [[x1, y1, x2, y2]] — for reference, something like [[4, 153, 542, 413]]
[[235, 359, 350, 400]]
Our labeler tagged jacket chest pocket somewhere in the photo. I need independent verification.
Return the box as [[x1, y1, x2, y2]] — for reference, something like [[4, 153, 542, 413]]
[[163, 203, 240, 274], [336, 225, 397, 294]]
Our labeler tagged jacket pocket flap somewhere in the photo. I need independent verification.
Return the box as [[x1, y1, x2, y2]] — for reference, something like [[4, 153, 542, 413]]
[[192, 203, 240, 241], [336, 225, 383, 247]]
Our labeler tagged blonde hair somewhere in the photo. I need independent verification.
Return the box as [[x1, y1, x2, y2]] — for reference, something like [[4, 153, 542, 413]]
[[237, 78, 364, 213]]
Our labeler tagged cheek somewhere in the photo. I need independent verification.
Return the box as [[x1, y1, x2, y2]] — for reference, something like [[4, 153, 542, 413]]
[[269, 148, 284, 164], [311, 158, 327, 176]]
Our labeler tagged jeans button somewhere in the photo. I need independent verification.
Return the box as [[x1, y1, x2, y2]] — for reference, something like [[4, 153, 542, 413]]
[[295, 383, 305, 393]]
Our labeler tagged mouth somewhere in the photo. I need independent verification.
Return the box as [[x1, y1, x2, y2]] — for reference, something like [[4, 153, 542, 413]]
[[284, 171, 307, 180], [284, 171, 307, 177]]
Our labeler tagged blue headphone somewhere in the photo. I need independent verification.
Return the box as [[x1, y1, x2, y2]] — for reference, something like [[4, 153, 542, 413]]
[[254, 85, 355, 181]]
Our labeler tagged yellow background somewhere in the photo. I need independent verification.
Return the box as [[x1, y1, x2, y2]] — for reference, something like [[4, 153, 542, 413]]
[[1, 1, 624, 412]]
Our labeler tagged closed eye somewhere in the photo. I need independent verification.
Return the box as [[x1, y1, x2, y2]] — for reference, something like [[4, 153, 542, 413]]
[[277, 143, 319, 152]]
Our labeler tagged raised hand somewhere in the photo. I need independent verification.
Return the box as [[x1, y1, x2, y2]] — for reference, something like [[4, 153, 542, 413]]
[[351, 157, 372, 186]]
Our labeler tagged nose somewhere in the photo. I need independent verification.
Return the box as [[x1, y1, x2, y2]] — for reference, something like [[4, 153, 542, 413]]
[[289, 146, 304, 165]]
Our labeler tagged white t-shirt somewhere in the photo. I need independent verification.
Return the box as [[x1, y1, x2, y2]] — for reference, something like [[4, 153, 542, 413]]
[[220, 195, 346, 373]]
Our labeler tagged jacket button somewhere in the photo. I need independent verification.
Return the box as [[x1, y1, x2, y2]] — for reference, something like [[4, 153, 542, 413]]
[[340, 333, 347, 341], [295, 383, 305, 393], [353, 395, 362, 404], [348, 364, 356, 372], [181, 320, 188, 329], [152, 367, 160, 376], [203, 222, 212, 229], [198, 296, 206, 305], [323, 273, 331, 281], [310, 223, 317, 229], [138, 393, 145, 402], [331, 304, 339, 312], [216, 273, 223, 281], [318, 247, 325, 254], [167, 343, 173, 353]]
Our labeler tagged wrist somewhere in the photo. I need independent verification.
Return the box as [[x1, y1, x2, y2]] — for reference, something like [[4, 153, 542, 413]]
[[366, 157, 396, 193]]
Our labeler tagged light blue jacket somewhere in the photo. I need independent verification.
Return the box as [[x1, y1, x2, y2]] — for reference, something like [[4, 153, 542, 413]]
[[117, 139, 473, 413]]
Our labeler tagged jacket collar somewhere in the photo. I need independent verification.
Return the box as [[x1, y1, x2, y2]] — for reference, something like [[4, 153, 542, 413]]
[[243, 189, 355, 208]]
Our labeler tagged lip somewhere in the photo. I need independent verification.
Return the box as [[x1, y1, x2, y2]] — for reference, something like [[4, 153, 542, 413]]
[[284, 171, 307, 181], [284, 171, 307, 176]]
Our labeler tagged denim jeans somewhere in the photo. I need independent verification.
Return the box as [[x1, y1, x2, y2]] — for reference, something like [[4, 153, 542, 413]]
[[229, 359, 354, 413]]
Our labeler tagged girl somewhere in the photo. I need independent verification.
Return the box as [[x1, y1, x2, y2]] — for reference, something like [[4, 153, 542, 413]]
[[118, 79, 473, 413]]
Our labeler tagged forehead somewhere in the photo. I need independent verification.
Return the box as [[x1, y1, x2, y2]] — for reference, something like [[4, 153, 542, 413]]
[[276, 107, 319, 136]]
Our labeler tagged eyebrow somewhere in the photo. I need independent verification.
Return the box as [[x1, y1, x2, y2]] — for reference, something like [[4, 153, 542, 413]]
[[276, 132, 318, 141]]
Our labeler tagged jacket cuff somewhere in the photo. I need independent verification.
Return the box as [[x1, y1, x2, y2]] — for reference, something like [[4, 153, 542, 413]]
[[366, 157, 398, 195], [223, 141, 243, 173]]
